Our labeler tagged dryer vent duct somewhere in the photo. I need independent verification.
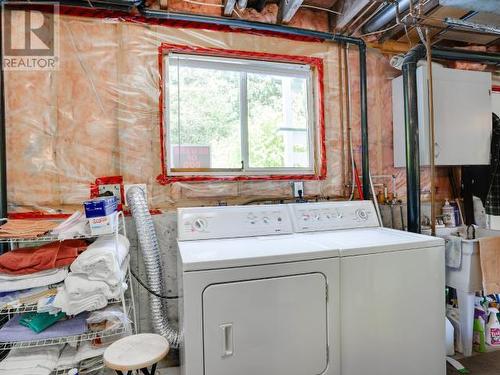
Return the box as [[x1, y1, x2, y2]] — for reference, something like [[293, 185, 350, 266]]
[[439, 0, 500, 15], [127, 186, 182, 348]]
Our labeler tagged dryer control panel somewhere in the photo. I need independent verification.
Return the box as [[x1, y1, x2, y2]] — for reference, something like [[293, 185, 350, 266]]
[[289, 200, 379, 232], [178, 204, 293, 241]]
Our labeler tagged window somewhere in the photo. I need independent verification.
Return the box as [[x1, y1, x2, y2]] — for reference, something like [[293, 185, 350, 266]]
[[165, 53, 316, 176]]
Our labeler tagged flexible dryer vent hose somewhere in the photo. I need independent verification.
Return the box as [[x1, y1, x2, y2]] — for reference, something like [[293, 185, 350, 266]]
[[126, 186, 182, 348]]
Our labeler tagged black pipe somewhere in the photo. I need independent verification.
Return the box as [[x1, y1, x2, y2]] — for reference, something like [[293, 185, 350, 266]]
[[358, 44, 370, 199], [141, 8, 365, 45], [402, 45, 500, 233], [432, 47, 500, 65], [402, 44, 425, 233]]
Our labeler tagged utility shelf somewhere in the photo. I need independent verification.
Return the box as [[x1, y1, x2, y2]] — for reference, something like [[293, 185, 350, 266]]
[[0, 298, 123, 316], [0, 324, 132, 350], [0, 211, 126, 245]]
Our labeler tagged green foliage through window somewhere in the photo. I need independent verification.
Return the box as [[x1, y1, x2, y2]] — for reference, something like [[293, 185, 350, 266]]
[[167, 54, 314, 174]]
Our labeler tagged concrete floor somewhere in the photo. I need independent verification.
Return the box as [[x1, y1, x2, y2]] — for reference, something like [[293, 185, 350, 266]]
[[447, 351, 500, 374]]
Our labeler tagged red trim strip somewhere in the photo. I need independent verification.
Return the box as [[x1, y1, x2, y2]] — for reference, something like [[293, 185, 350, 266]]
[[493, 85, 500, 93], [157, 43, 327, 184], [7, 212, 72, 220]]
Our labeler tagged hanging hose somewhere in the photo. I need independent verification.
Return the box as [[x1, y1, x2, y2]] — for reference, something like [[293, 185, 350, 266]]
[[127, 186, 182, 348]]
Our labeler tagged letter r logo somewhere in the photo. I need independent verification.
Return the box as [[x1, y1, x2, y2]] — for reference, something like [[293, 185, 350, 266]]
[[2, 3, 57, 57]]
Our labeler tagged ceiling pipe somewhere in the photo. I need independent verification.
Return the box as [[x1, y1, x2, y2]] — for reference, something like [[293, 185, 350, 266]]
[[402, 45, 500, 233], [362, 0, 412, 34]]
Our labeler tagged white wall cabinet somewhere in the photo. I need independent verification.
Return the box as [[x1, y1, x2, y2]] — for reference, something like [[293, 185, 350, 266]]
[[392, 65, 492, 167]]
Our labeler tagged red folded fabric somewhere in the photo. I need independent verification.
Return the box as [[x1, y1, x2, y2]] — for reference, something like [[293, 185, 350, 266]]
[[0, 240, 88, 275]]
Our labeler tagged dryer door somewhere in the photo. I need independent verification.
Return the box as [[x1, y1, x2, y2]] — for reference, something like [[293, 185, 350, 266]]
[[203, 273, 328, 375]]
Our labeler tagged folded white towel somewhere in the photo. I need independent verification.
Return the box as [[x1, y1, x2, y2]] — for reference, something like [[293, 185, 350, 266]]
[[445, 235, 463, 269], [65, 273, 123, 300], [0, 268, 68, 292], [53, 288, 108, 316], [0, 344, 62, 375], [70, 234, 129, 286], [52, 211, 90, 240]]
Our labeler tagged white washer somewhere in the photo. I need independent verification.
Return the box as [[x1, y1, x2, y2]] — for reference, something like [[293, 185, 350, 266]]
[[177, 204, 340, 375], [289, 200, 446, 375]]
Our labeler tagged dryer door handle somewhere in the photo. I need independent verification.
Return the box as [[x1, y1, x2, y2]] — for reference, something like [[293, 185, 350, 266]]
[[221, 323, 234, 357]]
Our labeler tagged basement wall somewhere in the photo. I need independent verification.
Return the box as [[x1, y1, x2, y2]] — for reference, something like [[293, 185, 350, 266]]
[[3, 7, 456, 367], [4, 10, 452, 214]]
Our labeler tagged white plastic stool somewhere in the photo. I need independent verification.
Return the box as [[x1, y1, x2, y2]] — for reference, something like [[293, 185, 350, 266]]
[[104, 333, 170, 375]]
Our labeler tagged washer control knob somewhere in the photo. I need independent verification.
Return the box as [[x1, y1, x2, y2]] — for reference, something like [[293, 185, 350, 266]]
[[192, 218, 208, 231], [262, 217, 270, 224], [302, 213, 310, 221], [356, 209, 368, 221]]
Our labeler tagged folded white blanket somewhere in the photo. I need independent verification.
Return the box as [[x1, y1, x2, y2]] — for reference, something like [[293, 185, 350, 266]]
[[53, 288, 108, 316], [0, 268, 68, 292], [70, 234, 129, 286], [0, 344, 62, 375], [52, 211, 90, 240], [65, 273, 123, 300]]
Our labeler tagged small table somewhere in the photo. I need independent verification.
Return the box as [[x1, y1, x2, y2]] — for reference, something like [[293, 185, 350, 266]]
[[104, 333, 170, 375]]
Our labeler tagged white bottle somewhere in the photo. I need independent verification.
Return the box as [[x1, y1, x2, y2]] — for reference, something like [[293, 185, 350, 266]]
[[486, 308, 500, 346], [443, 199, 456, 228]]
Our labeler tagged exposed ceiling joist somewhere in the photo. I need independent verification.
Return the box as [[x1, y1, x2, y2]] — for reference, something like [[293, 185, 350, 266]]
[[277, 0, 304, 23], [335, 0, 371, 31], [223, 0, 237, 16]]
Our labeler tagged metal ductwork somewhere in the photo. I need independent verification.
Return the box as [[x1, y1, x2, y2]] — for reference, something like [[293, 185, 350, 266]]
[[127, 186, 182, 348], [439, 0, 500, 16], [362, 0, 412, 34]]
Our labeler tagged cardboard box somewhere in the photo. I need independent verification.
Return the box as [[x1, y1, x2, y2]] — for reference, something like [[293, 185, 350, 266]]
[[84, 196, 117, 218], [88, 211, 117, 236]]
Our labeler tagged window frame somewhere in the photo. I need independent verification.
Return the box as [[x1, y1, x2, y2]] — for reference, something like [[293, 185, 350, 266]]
[[158, 43, 327, 184]]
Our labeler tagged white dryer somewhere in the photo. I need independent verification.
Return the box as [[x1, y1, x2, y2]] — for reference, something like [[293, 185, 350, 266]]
[[177, 204, 340, 375], [289, 200, 446, 375]]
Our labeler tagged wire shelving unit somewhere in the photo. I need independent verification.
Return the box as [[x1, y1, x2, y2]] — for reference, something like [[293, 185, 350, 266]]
[[0, 211, 137, 375]]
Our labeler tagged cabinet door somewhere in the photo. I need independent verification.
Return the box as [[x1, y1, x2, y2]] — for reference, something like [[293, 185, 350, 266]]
[[203, 273, 328, 375], [392, 66, 492, 167], [433, 68, 491, 165]]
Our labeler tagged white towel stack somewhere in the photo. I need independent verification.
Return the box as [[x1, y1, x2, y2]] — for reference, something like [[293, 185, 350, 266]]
[[0, 345, 62, 375], [53, 234, 129, 316], [70, 234, 130, 286]]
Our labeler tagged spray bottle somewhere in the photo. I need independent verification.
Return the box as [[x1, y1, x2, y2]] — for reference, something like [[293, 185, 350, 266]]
[[486, 307, 500, 346], [473, 308, 486, 352]]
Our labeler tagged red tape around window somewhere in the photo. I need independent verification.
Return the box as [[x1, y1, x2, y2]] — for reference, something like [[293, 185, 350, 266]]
[[156, 43, 327, 184]]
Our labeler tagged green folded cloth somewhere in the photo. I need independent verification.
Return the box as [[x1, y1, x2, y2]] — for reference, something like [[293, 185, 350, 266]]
[[19, 311, 66, 333]]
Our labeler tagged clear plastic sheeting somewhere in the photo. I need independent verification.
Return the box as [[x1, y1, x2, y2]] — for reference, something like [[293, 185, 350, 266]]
[[4, 11, 433, 213]]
